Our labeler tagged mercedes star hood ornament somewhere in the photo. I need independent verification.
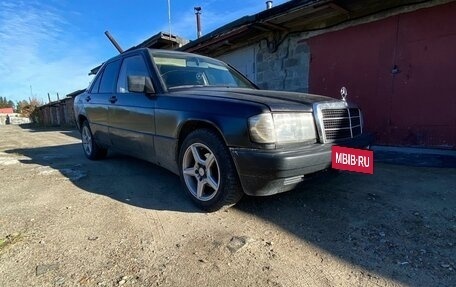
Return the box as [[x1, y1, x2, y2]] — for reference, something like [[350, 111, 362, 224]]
[[340, 86, 348, 102]]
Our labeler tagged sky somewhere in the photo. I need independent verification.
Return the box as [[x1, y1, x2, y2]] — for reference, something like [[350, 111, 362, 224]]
[[0, 0, 289, 104]]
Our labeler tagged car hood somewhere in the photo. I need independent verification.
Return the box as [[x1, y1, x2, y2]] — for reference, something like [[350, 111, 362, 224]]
[[169, 87, 341, 112]]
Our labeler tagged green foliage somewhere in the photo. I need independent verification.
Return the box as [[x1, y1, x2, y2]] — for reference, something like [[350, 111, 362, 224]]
[[0, 97, 14, 109], [17, 98, 42, 117], [0, 233, 22, 251]]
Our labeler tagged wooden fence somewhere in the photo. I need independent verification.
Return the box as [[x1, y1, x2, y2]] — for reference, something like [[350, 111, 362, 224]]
[[34, 90, 83, 127]]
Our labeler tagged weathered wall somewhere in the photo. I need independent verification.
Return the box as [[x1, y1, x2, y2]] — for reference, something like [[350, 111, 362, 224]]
[[0, 114, 31, 125], [307, 2, 456, 148], [218, 45, 256, 83], [35, 97, 76, 127], [256, 35, 310, 92], [190, 1, 455, 148], [218, 34, 311, 93]]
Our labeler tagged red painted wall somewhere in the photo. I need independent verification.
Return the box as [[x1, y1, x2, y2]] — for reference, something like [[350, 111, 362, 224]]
[[0, 108, 14, 114], [308, 2, 456, 148]]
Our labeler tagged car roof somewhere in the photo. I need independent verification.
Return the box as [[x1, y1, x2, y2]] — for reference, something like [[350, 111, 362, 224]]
[[105, 48, 219, 64]]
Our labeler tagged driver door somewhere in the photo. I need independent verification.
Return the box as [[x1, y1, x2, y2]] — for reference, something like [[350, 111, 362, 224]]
[[108, 54, 156, 162]]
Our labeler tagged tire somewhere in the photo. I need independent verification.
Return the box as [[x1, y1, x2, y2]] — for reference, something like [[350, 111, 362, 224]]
[[80, 120, 107, 160], [178, 129, 243, 211]]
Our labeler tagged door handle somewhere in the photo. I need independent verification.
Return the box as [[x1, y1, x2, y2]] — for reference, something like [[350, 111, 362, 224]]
[[85, 96, 91, 102], [109, 96, 118, 103]]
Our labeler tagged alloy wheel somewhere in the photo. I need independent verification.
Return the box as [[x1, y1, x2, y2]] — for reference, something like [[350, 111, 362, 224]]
[[81, 125, 92, 156], [182, 143, 220, 201]]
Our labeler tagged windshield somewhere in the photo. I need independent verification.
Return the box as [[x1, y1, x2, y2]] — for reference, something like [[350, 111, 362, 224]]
[[150, 51, 256, 90]]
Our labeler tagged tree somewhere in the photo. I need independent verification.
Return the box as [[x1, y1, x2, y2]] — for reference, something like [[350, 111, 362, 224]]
[[16, 98, 42, 117], [16, 100, 26, 113], [0, 97, 15, 109]]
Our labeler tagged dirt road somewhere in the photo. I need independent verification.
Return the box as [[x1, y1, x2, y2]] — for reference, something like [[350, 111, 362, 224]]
[[0, 125, 455, 286]]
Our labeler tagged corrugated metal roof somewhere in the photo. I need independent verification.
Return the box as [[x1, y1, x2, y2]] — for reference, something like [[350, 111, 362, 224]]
[[179, 0, 435, 56]]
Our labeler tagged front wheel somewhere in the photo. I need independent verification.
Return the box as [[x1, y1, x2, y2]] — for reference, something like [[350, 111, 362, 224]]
[[81, 120, 107, 160], [179, 129, 243, 211]]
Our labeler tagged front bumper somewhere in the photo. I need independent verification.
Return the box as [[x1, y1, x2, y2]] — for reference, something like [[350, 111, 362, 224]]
[[230, 133, 373, 196]]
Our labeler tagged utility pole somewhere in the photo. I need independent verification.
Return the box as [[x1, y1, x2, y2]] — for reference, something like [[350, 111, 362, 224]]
[[167, 0, 172, 39]]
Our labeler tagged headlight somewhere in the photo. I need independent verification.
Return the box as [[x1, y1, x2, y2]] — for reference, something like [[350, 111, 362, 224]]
[[248, 113, 276, 144], [273, 113, 316, 144], [249, 113, 316, 144]]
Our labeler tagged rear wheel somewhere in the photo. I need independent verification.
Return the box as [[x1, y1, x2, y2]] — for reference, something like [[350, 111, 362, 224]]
[[179, 129, 243, 211], [81, 120, 107, 160]]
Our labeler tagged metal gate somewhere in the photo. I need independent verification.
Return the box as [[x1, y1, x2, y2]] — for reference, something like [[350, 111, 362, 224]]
[[308, 2, 456, 148]]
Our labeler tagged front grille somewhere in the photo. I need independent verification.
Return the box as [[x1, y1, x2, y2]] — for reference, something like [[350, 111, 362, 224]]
[[321, 108, 362, 142]]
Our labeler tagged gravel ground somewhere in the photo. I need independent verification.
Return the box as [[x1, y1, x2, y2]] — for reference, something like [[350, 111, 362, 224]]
[[0, 124, 455, 287]]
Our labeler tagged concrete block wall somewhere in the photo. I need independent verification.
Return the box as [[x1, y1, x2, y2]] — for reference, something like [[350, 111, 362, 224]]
[[0, 114, 31, 125], [256, 34, 311, 92]]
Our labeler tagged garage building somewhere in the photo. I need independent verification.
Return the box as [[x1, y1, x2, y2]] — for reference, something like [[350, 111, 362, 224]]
[[180, 0, 456, 149]]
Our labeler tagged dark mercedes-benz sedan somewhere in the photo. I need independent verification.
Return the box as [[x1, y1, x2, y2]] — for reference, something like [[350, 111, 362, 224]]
[[74, 48, 371, 211]]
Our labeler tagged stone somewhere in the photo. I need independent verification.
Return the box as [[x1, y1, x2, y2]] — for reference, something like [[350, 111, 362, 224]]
[[284, 58, 299, 68], [256, 53, 263, 63], [227, 236, 252, 253], [55, 277, 65, 286], [35, 263, 59, 276], [295, 43, 309, 54]]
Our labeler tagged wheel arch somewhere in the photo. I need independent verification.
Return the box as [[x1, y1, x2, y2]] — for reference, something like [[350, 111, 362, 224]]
[[176, 119, 228, 163], [77, 115, 88, 132]]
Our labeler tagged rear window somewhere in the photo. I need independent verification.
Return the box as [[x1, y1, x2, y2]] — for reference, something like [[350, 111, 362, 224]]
[[99, 60, 121, 93]]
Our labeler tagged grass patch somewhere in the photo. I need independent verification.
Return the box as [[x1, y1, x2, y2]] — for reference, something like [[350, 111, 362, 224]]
[[0, 238, 6, 248], [0, 233, 21, 251]]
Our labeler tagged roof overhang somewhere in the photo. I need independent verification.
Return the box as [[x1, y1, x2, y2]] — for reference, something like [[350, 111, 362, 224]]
[[180, 0, 437, 57]]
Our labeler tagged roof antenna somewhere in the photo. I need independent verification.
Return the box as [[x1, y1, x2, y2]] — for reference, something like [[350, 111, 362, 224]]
[[104, 31, 124, 53]]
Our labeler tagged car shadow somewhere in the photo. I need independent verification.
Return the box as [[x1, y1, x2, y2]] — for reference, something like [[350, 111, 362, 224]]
[[6, 131, 455, 286], [17, 124, 81, 140], [6, 142, 201, 213]]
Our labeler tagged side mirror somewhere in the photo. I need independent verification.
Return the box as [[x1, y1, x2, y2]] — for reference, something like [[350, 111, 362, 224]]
[[127, 75, 155, 94]]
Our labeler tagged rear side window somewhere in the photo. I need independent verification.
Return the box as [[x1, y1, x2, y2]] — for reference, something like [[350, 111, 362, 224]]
[[89, 72, 102, 93], [117, 55, 150, 93], [99, 60, 121, 93]]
